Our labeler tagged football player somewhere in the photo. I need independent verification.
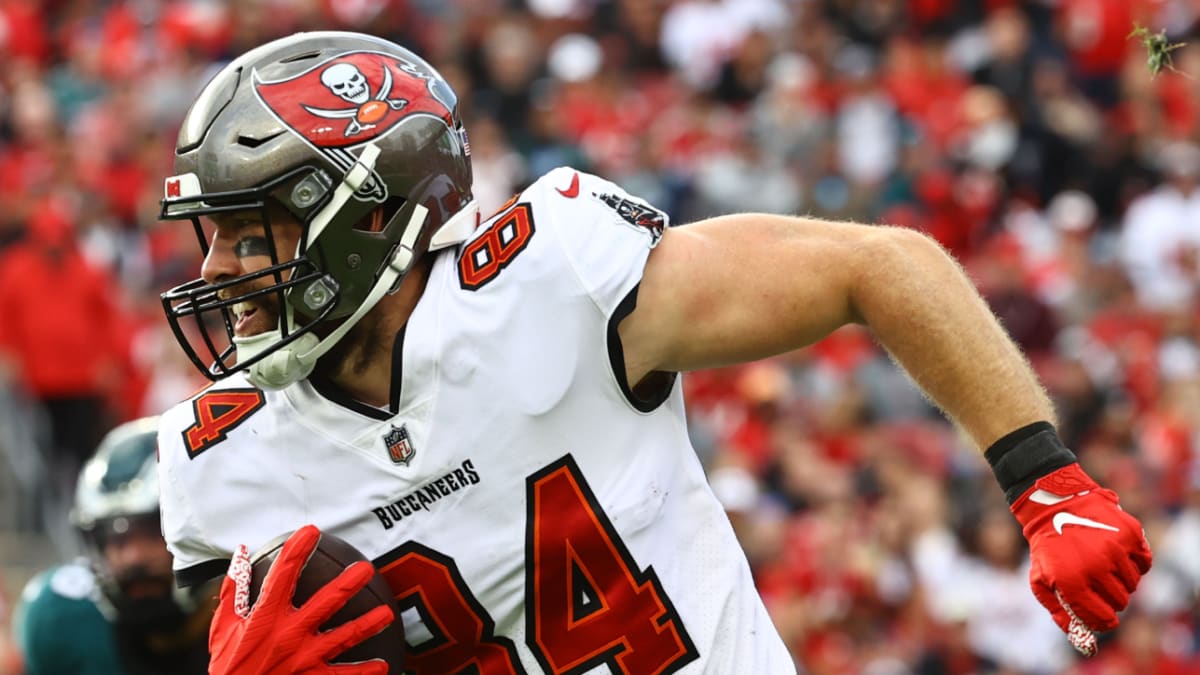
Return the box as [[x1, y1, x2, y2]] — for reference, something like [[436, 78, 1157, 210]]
[[155, 32, 1152, 674], [13, 417, 214, 675]]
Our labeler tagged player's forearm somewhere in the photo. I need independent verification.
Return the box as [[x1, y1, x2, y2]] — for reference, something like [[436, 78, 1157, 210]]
[[848, 227, 1056, 449]]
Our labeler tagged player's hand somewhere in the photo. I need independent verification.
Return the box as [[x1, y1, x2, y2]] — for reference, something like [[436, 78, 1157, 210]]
[[208, 524, 395, 675], [1011, 464, 1152, 656]]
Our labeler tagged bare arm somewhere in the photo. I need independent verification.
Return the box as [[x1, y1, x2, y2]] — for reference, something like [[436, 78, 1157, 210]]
[[619, 214, 1055, 450]]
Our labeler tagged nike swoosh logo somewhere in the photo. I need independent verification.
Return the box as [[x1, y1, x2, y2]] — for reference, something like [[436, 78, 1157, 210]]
[[557, 172, 580, 198], [1053, 511, 1119, 535]]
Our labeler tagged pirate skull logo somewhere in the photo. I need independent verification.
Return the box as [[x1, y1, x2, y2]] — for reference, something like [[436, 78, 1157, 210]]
[[253, 50, 459, 203], [321, 63, 370, 104], [304, 61, 410, 137]]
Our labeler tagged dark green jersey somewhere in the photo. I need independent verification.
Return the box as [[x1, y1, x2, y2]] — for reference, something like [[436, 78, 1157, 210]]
[[13, 564, 126, 675], [14, 563, 212, 675]]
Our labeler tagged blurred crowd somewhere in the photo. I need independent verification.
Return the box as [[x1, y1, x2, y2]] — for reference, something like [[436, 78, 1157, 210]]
[[0, 0, 1199, 673]]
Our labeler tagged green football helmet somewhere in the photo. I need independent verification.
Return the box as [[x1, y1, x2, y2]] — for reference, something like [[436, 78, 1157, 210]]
[[160, 31, 477, 389], [72, 417, 160, 535], [72, 416, 203, 628]]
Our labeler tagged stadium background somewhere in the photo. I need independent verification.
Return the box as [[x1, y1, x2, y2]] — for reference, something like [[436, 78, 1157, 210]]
[[0, 0, 1199, 672]]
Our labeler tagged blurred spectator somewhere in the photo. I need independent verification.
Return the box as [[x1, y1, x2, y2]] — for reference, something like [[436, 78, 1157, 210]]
[[750, 52, 827, 168], [466, 114, 528, 216], [1057, 0, 1148, 105], [883, 35, 968, 153], [824, 0, 905, 47], [1138, 466, 1200, 619], [0, 200, 128, 484], [834, 44, 900, 188], [973, 231, 1060, 360], [973, 7, 1036, 105], [1076, 611, 1197, 675], [659, 0, 787, 89], [955, 85, 1019, 172], [0, 0, 49, 67], [1119, 141, 1200, 313], [0, 66, 59, 248], [693, 135, 803, 217], [468, 13, 543, 144], [593, 0, 671, 75], [910, 502, 1073, 673], [713, 28, 776, 106]]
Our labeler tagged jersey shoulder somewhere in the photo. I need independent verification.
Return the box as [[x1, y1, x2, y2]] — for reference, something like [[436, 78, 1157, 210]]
[[18, 563, 101, 611], [521, 166, 668, 249], [15, 564, 123, 675], [157, 373, 273, 581], [458, 167, 669, 314], [158, 372, 269, 463]]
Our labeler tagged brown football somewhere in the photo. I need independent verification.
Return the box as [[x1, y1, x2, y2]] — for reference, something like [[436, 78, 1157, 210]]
[[248, 530, 406, 670]]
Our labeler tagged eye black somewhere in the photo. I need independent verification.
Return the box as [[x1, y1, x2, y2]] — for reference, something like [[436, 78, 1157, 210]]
[[234, 237, 272, 258]]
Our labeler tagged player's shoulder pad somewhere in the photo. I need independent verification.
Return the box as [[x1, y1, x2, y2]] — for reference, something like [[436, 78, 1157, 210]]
[[19, 563, 98, 610], [157, 369, 278, 576], [15, 563, 120, 674], [521, 167, 669, 249], [513, 167, 670, 313], [158, 371, 269, 464]]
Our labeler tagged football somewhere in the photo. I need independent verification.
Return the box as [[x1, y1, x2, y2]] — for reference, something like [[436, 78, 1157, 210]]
[[248, 531, 407, 670]]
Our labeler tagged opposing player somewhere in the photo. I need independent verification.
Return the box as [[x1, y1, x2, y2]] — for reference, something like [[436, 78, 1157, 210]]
[[155, 32, 1152, 673], [13, 417, 214, 675]]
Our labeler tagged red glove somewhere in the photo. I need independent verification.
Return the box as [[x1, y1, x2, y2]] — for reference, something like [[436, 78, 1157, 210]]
[[208, 525, 395, 675], [1012, 463, 1153, 656]]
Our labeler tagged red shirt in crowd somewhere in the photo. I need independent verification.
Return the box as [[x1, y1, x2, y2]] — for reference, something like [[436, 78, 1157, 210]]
[[0, 203, 128, 398]]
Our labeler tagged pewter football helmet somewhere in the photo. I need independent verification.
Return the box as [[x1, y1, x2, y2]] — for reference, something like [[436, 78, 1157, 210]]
[[161, 31, 477, 388]]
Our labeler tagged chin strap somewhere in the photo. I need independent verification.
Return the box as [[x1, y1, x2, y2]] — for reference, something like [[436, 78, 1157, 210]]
[[237, 201, 427, 389]]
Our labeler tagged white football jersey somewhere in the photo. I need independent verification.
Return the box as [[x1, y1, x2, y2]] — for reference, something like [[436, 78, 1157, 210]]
[[158, 168, 796, 674]]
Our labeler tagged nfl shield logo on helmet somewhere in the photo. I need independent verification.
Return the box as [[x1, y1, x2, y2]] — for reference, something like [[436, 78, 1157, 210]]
[[384, 424, 416, 466]]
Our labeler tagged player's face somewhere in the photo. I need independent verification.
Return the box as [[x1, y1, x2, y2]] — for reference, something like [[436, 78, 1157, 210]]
[[98, 516, 175, 600], [200, 204, 303, 339]]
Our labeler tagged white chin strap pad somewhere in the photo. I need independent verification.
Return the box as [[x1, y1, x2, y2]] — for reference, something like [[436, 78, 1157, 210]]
[[235, 331, 321, 390]]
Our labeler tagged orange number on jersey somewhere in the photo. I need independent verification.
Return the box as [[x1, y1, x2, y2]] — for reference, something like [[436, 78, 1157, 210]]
[[182, 388, 265, 459], [377, 543, 525, 675], [375, 456, 697, 673], [526, 456, 698, 674], [458, 203, 535, 290]]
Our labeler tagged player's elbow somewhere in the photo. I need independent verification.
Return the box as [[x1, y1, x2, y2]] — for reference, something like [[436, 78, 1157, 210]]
[[847, 225, 959, 321], [868, 222, 941, 253]]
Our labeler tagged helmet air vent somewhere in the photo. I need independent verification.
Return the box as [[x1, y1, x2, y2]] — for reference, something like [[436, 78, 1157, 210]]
[[280, 50, 323, 63], [236, 130, 286, 148]]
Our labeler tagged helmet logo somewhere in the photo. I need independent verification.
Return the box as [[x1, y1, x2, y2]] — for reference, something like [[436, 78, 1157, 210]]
[[253, 51, 456, 202], [321, 63, 371, 105], [308, 61, 411, 137]]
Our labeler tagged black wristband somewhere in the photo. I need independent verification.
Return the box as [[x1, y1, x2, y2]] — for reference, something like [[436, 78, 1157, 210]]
[[984, 421, 1077, 504]]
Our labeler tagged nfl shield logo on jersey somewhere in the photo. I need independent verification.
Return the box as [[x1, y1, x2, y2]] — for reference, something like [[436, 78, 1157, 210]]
[[384, 425, 416, 465]]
